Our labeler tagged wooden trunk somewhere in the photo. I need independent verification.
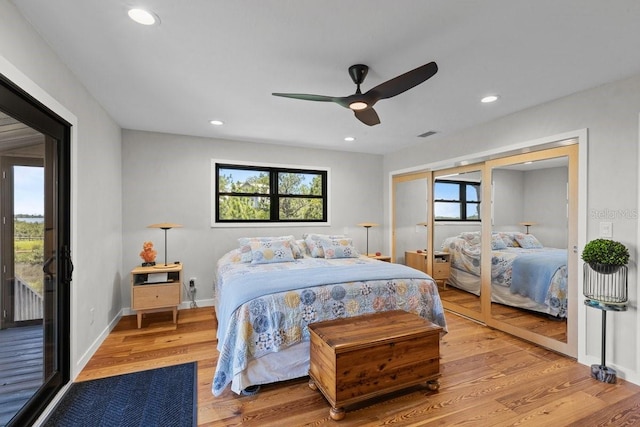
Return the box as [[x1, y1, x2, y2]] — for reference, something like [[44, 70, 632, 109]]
[[308, 310, 442, 420]]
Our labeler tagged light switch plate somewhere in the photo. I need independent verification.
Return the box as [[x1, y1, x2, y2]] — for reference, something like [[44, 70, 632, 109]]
[[599, 221, 613, 238]]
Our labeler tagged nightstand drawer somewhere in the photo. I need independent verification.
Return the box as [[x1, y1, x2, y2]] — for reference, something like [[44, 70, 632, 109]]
[[132, 283, 180, 310], [432, 263, 450, 279]]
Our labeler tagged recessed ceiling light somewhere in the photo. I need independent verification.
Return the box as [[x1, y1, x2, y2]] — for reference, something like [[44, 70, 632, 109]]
[[481, 95, 499, 103], [128, 8, 159, 25], [209, 120, 224, 126], [344, 136, 355, 142]]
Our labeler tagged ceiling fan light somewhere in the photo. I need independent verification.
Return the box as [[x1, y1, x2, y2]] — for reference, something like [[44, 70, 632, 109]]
[[481, 95, 499, 103], [128, 8, 158, 25], [349, 101, 368, 111]]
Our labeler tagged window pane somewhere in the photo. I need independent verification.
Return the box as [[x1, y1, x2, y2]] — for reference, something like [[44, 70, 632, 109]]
[[466, 203, 480, 220], [218, 168, 269, 194], [466, 184, 480, 202], [435, 182, 459, 201], [435, 202, 461, 220], [279, 197, 323, 220], [218, 195, 270, 220], [278, 172, 322, 196]]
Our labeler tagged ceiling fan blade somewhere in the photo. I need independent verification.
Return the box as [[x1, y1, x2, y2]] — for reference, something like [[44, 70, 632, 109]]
[[354, 108, 380, 126], [272, 93, 336, 102], [366, 61, 438, 100]]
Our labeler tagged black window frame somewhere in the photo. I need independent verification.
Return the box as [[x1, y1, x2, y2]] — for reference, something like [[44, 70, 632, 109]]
[[434, 179, 481, 222], [214, 162, 328, 223]]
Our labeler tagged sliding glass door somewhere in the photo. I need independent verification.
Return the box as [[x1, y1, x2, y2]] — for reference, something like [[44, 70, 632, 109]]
[[0, 75, 72, 427]]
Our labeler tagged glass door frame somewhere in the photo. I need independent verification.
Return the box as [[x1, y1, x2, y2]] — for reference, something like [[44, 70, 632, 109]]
[[0, 73, 72, 427]]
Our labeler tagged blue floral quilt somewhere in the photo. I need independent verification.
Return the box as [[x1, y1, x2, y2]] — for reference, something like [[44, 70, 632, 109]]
[[212, 250, 447, 396]]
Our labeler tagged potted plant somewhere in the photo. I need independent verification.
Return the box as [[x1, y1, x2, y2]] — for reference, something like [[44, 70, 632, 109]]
[[581, 238, 630, 274]]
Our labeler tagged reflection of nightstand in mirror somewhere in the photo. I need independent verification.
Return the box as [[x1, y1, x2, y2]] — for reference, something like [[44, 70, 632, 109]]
[[368, 254, 391, 262], [405, 251, 428, 272], [405, 250, 450, 289], [432, 252, 450, 289]]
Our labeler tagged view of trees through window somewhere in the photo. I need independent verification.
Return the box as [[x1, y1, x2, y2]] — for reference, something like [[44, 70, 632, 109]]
[[216, 164, 326, 222], [434, 180, 481, 221]]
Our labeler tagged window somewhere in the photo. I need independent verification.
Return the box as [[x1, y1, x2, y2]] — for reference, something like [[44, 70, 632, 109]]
[[434, 179, 481, 221], [213, 161, 328, 224]]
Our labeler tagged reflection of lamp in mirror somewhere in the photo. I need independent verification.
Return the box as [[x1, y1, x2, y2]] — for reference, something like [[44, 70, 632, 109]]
[[519, 221, 537, 234], [147, 222, 183, 267], [357, 222, 379, 256], [417, 221, 429, 251]]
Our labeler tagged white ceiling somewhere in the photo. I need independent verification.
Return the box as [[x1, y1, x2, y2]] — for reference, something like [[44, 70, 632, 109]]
[[11, 1, 640, 155]]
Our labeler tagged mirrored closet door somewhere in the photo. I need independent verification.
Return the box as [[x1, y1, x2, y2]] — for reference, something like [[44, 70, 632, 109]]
[[392, 172, 432, 266], [432, 165, 485, 322], [484, 144, 578, 357]]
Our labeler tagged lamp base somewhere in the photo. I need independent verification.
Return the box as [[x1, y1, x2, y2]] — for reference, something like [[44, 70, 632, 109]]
[[153, 263, 177, 269]]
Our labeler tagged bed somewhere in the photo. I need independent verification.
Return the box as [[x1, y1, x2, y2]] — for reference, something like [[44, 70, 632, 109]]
[[442, 231, 567, 318], [212, 234, 448, 396]]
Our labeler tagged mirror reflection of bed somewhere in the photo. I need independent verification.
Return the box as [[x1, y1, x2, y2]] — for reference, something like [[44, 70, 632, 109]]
[[438, 157, 569, 343], [432, 168, 483, 319]]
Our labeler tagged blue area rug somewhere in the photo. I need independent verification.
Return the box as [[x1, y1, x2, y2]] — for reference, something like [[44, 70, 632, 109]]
[[44, 362, 197, 427]]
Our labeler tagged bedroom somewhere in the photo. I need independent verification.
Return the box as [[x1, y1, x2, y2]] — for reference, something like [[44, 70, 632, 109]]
[[0, 0, 640, 425]]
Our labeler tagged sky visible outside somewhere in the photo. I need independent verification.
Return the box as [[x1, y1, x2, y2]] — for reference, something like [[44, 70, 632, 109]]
[[14, 166, 44, 216]]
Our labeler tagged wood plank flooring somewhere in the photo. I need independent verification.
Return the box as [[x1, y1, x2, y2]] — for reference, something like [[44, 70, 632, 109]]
[[77, 307, 640, 426]]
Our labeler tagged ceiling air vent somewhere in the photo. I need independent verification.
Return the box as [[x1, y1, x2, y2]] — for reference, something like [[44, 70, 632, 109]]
[[417, 130, 438, 138]]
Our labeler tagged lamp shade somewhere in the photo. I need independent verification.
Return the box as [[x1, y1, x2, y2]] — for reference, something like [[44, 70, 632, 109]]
[[147, 222, 183, 230], [357, 222, 379, 228]]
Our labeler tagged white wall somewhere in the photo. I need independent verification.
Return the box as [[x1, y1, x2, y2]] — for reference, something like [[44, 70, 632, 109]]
[[0, 0, 123, 379], [121, 130, 384, 305], [384, 72, 640, 384]]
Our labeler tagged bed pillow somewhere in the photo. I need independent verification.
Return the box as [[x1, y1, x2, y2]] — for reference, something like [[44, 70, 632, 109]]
[[249, 239, 295, 264], [496, 232, 519, 247], [491, 234, 508, 250], [319, 237, 360, 259], [304, 233, 345, 258], [514, 233, 543, 249], [238, 235, 295, 262]]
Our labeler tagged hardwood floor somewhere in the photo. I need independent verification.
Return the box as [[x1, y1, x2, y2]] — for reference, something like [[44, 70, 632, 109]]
[[77, 307, 640, 426]]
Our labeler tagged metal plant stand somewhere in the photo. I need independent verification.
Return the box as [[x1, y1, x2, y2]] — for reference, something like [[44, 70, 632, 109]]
[[583, 263, 628, 383]]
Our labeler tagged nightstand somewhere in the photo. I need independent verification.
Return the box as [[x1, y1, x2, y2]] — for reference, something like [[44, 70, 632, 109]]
[[432, 251, 450, 289], [368, 254, 391, 262], [131, 264, 182, 328], [405, 250, 450, 289]]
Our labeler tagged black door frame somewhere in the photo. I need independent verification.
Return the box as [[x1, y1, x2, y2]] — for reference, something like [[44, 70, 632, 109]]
[[0, 73, 71, 427]]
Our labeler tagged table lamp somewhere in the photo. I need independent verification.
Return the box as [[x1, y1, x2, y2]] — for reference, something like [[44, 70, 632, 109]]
[[357, 222, 379, 256], [147, 222, 182, 267], [519, 221, 537, 234]]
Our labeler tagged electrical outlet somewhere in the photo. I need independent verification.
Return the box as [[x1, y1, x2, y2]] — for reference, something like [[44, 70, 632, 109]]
[[189, 277, 196, 287], [90, 307, 95, 325]]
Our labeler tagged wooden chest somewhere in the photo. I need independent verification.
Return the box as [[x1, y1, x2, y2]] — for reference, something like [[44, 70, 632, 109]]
[[308, 310, 442, 420]]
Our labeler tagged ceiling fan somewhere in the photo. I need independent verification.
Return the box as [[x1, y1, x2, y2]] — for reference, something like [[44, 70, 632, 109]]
[[272, 61, 438, 126]]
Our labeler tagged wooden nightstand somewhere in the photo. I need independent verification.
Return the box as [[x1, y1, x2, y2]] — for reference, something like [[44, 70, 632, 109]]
[[432, 251, 450, 288], [131, 264, 182, 328], [405, 250, 428, 273], [367, 254, 391, 262], [405, 250, 450, 289]]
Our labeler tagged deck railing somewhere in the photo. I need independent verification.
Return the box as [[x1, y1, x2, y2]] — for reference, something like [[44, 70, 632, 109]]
[[14, 277, 43, 322]]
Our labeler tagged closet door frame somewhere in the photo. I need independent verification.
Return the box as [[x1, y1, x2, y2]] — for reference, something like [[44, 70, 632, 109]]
[[483, 144, 579, 357]]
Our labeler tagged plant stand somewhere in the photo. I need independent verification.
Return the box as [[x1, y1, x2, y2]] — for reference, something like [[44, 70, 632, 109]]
[[583, 264, 628, 384]]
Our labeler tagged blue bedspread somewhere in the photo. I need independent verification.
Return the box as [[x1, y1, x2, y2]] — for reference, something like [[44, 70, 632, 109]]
[[510, 249, 566, 304], [217, 260, 429, 346]]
